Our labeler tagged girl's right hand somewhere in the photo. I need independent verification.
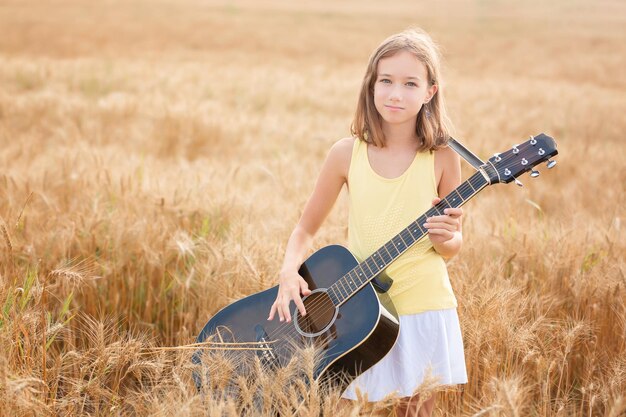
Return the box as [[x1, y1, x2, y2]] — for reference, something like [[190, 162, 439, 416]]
[[267, 270, 311, 323]]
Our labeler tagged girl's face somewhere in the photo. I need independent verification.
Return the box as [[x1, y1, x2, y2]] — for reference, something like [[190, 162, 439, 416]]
[[373, 50, 437, 128]]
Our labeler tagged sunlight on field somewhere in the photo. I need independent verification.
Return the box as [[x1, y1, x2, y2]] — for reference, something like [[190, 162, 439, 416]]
[[0, 0, 625, 415]]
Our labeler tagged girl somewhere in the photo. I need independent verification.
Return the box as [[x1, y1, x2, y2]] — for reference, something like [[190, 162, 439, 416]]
[[267, 28, 467, 417]]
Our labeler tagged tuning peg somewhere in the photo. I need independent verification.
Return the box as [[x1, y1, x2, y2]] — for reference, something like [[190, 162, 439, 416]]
[[546, 159, 557, 169], [529, 135, 537, 145], [514, 178, 524, 187], [530, 170, 540, 178]]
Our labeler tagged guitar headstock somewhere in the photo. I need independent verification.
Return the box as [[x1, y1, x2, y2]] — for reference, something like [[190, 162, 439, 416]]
[[487, 133, 558, 184]]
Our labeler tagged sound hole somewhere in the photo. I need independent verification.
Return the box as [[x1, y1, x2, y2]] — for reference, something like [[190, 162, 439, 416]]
[[297, 291, 336, 336]]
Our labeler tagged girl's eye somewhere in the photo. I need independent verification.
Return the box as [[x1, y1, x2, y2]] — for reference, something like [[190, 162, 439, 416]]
[[406, 82, 417, 87], [379, 79, 391, 84]]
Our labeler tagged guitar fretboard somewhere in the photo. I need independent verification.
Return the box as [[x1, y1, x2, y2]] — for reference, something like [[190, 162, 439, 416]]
[[326, 171, 489, 306]]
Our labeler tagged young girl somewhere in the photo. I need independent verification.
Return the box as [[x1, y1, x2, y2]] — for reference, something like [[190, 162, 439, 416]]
[[267, 28, 467, 417]]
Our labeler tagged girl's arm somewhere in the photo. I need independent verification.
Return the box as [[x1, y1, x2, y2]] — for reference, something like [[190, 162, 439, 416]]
[[268, 138, 353, 323], [425, 146, 463, 259]]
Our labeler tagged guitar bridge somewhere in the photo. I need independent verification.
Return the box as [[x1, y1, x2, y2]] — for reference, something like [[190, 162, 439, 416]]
[[255, 325, 278, 367]]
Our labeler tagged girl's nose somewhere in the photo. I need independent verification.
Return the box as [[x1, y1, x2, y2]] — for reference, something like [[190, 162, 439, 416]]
[[389, 86, 402, 101]]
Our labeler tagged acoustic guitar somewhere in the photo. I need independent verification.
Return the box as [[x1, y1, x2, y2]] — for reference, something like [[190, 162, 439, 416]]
[[193, 133, 558, 391]]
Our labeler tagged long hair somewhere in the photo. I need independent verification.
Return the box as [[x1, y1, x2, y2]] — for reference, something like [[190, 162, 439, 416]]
[[351, 29, 453, 151]]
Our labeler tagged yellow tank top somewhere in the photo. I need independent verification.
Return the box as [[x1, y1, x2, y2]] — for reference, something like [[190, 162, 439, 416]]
[[347, 138, 457, 315]]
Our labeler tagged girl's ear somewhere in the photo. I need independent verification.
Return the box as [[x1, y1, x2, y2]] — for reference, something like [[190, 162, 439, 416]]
[[426, 84, 438, 102]]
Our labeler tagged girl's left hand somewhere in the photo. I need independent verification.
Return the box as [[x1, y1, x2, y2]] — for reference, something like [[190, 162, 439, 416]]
[[424, 197, 463, 245]]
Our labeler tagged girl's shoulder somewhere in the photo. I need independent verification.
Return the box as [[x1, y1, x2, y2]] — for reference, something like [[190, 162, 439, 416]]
[[433, 144, 460, 163], [434, 144, 461, 192], [331, 137, 356, 156], [326, 137, 356, 180], [433, 144, 461, 169]]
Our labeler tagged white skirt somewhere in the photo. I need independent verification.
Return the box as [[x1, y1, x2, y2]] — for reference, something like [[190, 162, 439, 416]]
[[341, 308, 467, 401]]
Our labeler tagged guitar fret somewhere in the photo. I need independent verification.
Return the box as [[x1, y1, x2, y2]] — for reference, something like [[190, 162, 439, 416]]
[[450, 189, 464, 206], [337, 279, 349, 300], [356, 266, 366, 281], [466, 178, 477, 192], [361, 260, 374, 276], [348, 271, 359, 290], [328, 287, 339, 305], [342, 277, 352, 296], [350, 270, 363, 287], [386, 241, 400, 259], [337, 284, 347, 304], [470, 173, 486, 190], [372, 252, 383, 269], [366, 258, 379, 275], [413, 217, 425, 234], [407, 222, 423, 239], [459, 185, 473, 200], [339, 277, 349, 294], [426, 208, 438, 219], [400, 229, 413, 245], [393, 236, 406, 253], [379, 248, 392, 265], [333, 286, 348, 304], [354, 268, 369, 283], [355, 269, 366, 287]]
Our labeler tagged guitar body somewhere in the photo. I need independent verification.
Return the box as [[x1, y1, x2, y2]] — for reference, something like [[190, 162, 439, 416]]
[[194, 245, 399, 387]]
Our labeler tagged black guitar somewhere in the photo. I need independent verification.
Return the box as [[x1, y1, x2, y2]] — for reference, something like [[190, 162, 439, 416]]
[[193, 133, 558, 389]]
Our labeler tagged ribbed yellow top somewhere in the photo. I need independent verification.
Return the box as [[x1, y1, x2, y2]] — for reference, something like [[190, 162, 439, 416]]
[[347, 138, 457, 315]]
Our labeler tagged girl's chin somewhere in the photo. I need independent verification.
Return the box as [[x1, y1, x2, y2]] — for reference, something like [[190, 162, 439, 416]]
[[380, 116, 417, 124]]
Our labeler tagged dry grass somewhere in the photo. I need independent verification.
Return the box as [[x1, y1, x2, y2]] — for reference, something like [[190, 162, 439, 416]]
[[0, 0, 625, 415]]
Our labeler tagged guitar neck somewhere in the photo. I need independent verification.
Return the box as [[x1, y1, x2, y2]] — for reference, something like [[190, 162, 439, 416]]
[[328, 171, 490, 306]]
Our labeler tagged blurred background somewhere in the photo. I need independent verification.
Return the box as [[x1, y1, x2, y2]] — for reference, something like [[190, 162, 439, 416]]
[[0, 0, 624, 415]]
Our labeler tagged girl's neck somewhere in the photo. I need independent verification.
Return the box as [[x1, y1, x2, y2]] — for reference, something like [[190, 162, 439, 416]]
[[381, 120, 419, 150]]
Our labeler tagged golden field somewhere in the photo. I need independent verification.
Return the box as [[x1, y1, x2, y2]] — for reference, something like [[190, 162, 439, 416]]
[[0, 0, 625, 415]]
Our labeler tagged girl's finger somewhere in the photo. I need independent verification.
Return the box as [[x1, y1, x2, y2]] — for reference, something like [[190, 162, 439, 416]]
[[281, 302, 289, 322], [429, 217, 458, 227], [427, 214, 459, 224], [443, 208, 463, 218], [293, 292, 307, 317], [427, 228, 454, 239], [277, 297, 288, 322], [425, 220, 457, 230]]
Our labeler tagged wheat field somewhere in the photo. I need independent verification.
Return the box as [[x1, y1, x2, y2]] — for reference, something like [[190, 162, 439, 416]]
[[0, 0, 625, 415]]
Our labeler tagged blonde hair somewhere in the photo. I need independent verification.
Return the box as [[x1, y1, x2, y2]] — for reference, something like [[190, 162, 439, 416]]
[[351, 28, 453, 151]]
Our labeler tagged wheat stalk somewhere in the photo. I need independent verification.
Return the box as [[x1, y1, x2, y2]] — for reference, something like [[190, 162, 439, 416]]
[[0, 219, 12, 254]]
